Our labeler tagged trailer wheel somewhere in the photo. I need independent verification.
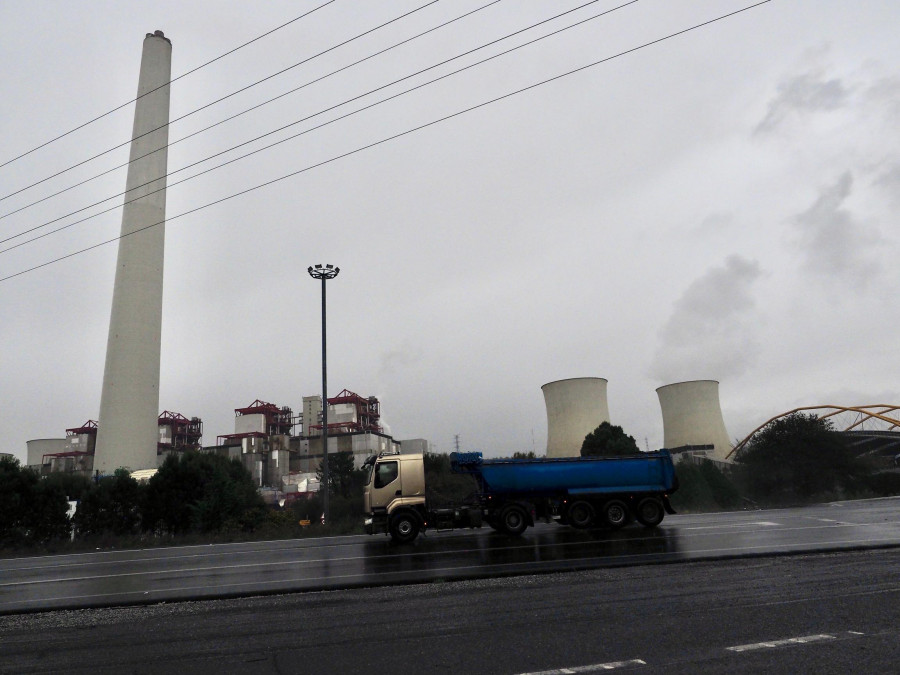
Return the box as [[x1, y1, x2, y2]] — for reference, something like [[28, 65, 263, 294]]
[[499, 505, 528, 536], [567, 501, 595, 529], [603, 500, 629, 529], [635, 498, 665, 528], [389, 512, 419, 543]]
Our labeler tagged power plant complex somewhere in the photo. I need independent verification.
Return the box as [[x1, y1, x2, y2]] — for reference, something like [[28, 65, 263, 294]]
[[21, 32, 899, 491]]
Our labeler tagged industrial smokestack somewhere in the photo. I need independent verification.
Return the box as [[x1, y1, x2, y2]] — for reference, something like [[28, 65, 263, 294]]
[[542, 378, 610, 458], [94, 31, 172, 473], [656, 380, 732, 461]]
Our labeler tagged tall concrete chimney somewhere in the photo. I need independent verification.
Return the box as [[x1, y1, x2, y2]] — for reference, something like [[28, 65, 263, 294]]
[[94, 31, 172, 473]]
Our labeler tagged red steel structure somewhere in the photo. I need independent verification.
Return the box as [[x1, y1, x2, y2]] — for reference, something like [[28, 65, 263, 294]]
[[157, 411, 203, 452], [218, 399, 293, 445], [309, 389, 382, 435], [41, 420, 98, 465], [65, 420, 99, 436]]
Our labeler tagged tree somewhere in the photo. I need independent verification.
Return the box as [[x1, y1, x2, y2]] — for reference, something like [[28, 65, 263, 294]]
[[0, 456, 70, 546], [73, 468, 143, 537], [44, 471, 92, 502], [317, 451, 364, 499], [142, 452, 265, 535], [735, 413, 867, 503], [581, 422, 640, 457]]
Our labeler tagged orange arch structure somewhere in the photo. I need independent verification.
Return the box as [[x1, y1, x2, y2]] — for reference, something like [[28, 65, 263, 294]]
[[726, 404, 900, 460]]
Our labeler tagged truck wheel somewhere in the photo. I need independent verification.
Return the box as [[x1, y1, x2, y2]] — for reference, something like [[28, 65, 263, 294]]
[[499, 505, 528, 536], [603, 500, 629, 529], [389, 512, 419, 543], [635, 498, 665, 528], [567, 501, 595, 529]]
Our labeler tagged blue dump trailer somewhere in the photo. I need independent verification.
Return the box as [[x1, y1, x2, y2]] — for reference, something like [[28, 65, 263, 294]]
[[450, 450, 678, 535], [363, 450, 678, 542]]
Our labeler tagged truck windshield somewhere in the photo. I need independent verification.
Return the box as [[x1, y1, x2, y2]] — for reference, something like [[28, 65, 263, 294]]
[[365, 460, 375, 486]]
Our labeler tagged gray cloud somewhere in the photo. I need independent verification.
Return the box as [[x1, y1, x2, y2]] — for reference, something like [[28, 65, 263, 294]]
[[378, 342, 423, 381], [874, 161, 900, 203], [650, 255, 762, 383], [792, 172, 883, 288], [690, 212, 734, 238], [864, 75, 900, 124], [755, 70, 850, 134]]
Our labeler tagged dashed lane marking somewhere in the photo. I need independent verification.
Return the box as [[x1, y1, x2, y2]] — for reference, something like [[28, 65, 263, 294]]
[[726, 634, 836, 652], [516, 659, 647, 674]]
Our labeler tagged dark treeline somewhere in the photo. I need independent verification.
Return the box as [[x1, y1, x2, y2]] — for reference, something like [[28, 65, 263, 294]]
[[4, 414, 899, 552], [0, 451, 369, 553], [670, 413, 900, 512]]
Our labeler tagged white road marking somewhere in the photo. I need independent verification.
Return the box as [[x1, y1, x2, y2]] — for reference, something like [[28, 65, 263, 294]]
[[680, 521, 781, 531], [516, 659, 647, 674], [726, 634, 836, 652]]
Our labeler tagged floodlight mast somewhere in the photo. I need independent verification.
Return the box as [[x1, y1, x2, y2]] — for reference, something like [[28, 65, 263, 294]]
[[307, 264, 339, 524]]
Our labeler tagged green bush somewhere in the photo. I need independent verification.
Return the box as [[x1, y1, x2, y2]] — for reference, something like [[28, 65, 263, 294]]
[[142, 452, 265, 535], [669, 460, 742, 513], [862, 471, 900, 497], [734, 413, 868, 504]]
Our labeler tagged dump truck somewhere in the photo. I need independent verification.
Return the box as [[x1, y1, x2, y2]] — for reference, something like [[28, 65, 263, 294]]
[[363, 450, 678, 543]]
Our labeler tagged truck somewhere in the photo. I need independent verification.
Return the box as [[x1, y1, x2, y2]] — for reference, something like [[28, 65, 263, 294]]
[[363, 450, 678, 543]]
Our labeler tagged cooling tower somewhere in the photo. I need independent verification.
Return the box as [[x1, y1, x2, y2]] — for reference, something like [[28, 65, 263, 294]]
[[656, 380, 732, 461], [94, 31, 172, 473], [542, 378, 610, 458]]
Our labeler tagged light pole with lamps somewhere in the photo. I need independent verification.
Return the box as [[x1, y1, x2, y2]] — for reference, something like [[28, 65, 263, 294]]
[[308, 263, 339, 525]]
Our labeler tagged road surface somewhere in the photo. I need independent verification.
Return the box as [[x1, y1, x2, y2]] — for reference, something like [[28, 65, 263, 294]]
[[2, 497, 899, 614]]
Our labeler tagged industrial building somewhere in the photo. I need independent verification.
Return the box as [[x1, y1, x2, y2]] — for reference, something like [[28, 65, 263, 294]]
[[211, 399, 296, 489], [398, 438, 433, 455], [542, 377, 610, 458], [203, 390, 401, 500], [26, 412, 203, 477], [657, 380, 733, 462]]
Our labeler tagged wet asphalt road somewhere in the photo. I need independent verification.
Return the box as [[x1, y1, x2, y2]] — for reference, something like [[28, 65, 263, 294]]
[[2, 547, 899, 674], [2, 497, 899, 615]]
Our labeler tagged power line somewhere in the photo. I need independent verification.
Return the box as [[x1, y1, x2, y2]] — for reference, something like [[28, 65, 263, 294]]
[[2, 0, 613, 249], [0, 0, 439, 203], [0, 0, 502, 225], [0, 0, 773, 284], [0, 0, 339, 170]]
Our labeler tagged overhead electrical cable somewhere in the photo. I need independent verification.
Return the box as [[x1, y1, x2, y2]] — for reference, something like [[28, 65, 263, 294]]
[[0, 0, 439, 203], [0, 0, 502, 224], [3, 0, 614, 248], [0, 0, 772, 283], [0, 0, 339, 169]]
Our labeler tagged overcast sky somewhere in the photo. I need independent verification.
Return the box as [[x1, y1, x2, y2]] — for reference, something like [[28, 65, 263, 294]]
[[2, 0, 898, 462]]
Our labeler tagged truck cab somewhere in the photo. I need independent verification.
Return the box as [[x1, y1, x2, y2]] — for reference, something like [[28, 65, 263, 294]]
[[363, 453, 427, 542]]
